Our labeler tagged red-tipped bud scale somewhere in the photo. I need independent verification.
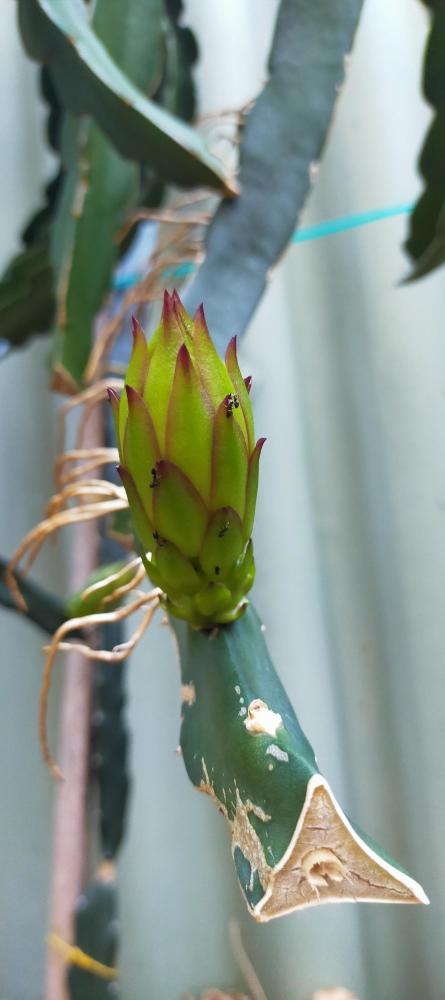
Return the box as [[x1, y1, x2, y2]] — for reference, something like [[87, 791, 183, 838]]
[[110, 292, 265, 626]]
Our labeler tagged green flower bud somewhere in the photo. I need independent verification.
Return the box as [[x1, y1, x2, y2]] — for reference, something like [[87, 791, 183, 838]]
[[110, 290, 265, 627]]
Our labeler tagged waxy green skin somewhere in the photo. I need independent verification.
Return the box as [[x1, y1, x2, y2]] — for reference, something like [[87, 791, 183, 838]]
[[175, 604, 318, 910], [174, 606, 427, 918], [111, 291, 264, 627]]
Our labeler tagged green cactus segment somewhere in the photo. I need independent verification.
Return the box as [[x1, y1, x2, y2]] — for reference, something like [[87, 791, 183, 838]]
[[182, 0, 364, 351], [174, 605, 429, 921], [67, 872, 119, 1000], [405, 7, 445, 279], [160, 1, 198, 122], [113, 292, 264, 627], [0, 70, 62, 357], [18, 0, 235, 195], [0, 557, 72, 635], [51, 117, 140, 388], [49, 0, 167, 387], [0, 245, 54, 355]]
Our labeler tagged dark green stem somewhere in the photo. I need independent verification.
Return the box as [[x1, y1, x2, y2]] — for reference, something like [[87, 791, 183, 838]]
[[0, 557, 74, 636], [184, 0, 364, 352]]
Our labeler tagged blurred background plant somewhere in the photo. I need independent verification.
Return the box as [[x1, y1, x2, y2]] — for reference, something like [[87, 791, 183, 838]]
[[0, 1, 444, 999]]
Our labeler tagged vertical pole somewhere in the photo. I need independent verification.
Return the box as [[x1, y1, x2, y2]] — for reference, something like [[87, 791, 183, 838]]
[[45, 409, 102, 1000]]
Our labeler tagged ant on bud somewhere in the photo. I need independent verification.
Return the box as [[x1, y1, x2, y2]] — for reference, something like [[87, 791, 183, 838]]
[[149, 466, 160, 489], [225, 393, 239, 418]]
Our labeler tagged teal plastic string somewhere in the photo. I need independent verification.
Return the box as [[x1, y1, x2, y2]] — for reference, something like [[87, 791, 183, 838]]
[[112, 202, 413, 290], [292, 202, 413, 243]]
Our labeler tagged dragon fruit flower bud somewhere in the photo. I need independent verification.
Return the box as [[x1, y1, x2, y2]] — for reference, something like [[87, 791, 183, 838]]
[[110, 290, 265, 627]]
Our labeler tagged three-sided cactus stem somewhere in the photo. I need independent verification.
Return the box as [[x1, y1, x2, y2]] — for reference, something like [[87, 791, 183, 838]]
[[173, 605, 429, 921]]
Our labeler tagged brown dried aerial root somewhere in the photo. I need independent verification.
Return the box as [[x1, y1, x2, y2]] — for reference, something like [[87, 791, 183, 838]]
[[40, 577, 161, 780], [56, 377, 124, 455], [5, 470, 127, 612], [4, 450, 164, 779], [85, 190, 211, 385]]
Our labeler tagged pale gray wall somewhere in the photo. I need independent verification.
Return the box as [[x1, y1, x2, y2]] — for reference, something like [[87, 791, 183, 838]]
[[0, 6, 65, 1000], [0, 1, 443, 999]]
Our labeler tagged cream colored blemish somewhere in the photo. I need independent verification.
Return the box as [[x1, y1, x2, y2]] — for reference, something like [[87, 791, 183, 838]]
[[197, 764, 428, 923], [239, 706, 247, 717], [301, 848, 346, 888], [231, 788, 271, 894], [181, 682, 196, 706], [244, 699, 283, 737], [72, 176, 89, 219], [198, 762, 272, 895], [313, 990, 359, 1000], [266, 744, 288, 763], [96, 859, 116, 884], [309, 160, 320, 183], [199, 759, 228, 819], [235, 685, 241, 694], [253, 776, 429, 922]]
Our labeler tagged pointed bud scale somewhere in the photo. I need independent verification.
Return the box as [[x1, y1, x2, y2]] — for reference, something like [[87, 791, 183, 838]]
[[244, 438, 266, 539], [172, 288, 195, 343], [155, 541, 202, 596], [110, 293, 265, 626], [144, 301, 184, 451], [194, 582, 232, 618], [123, 387, 160, 521], [116, 466, 153, 554], [193, 305, 233, 406], [107, 388, 122, 459], [211, 397, 248, 520], [152, 461, 208, 558], [165, 344, 213, 502], [227, 539, 255, 594], [200, 507, 244, 579], [118, 317, 148, 444], [160, 289, 191, 347], [225, 337, 254, 452]]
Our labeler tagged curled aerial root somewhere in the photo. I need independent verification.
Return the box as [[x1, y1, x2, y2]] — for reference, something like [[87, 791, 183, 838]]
[[40, 588, 161, 779], [27, 480, 126, 567], [6, 488, 129, 612], [55, 448, 119, 489]]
